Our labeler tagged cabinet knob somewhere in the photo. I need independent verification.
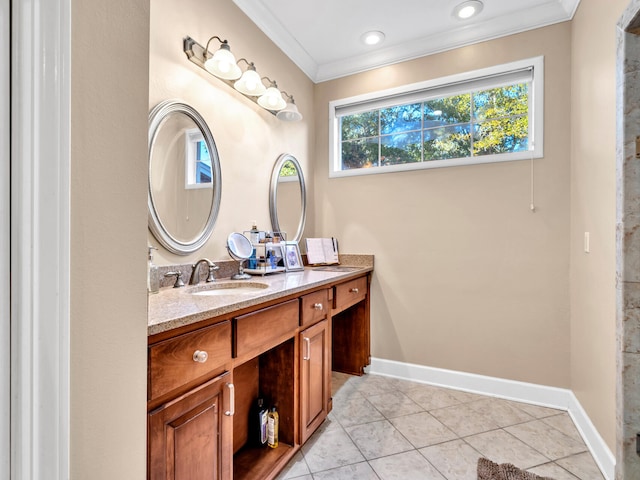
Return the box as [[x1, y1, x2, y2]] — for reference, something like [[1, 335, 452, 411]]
[[313, 303, 323, 310], [350, 287, 359, 294], [192, 350, 208, 363]]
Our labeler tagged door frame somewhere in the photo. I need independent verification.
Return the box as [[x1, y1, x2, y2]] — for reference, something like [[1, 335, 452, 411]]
[[1, 0, 10, 478], [10, 0, 71, 478]]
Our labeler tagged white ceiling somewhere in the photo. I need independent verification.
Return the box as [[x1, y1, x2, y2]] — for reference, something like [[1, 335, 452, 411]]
[[232, 0, 580, 83]]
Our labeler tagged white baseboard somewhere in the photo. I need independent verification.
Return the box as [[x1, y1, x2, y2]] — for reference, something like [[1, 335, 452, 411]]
[[368, 357, 615, 480]]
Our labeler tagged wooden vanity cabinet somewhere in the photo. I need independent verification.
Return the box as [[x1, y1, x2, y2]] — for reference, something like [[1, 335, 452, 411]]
[[332, 276, 371, 375], [148, 272, 370, 480], [148, 371, 233, 480], [299, 289, 330, 444]]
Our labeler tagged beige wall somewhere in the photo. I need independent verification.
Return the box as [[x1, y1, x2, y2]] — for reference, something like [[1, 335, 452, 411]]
[[149, 0, 315, 264], [70, 0, 149, 478], [314, 23, 573, 387], [570, 0, 627, 452]]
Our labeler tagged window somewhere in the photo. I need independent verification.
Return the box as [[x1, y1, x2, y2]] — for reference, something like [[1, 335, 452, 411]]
[[329, 57, 543, 177], [185, 128, 212, 188]]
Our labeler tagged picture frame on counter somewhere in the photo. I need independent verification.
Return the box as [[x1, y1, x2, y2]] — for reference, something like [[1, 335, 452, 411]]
[[283, 241, 304, 271]]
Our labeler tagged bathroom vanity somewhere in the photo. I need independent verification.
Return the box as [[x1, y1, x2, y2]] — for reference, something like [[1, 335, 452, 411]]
[[147, 262, 372, 480]]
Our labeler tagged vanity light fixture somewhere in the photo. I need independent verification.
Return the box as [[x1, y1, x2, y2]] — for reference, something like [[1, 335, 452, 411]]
[[453, 0, 483, 19], [203, 36, 242, 80], [257, 78, 287, 111], [183, 35, 302, 121], [276, 92, 303, 122], [233, 59, 267, 96]]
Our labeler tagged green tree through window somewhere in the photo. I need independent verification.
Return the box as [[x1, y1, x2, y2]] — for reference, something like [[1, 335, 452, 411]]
[[340, 83, 529, 170]]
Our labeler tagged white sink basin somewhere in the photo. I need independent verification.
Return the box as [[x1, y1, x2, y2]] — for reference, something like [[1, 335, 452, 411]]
[[189, 281, 269, 296]]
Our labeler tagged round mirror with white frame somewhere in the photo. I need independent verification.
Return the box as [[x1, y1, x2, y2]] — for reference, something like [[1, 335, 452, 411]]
[[269, 153, 306, 242], [148, 100, 222, 255]]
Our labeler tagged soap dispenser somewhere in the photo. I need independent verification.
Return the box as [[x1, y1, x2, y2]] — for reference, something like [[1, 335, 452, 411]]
[[147, 246, 159, 294]]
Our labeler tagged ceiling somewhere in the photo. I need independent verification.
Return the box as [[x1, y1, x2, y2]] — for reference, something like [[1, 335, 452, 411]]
[[232, 0, 580, 83]]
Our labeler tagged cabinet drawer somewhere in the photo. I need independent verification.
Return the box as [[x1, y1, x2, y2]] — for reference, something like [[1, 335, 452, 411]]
[[300, 289, 329, 327], [234, 299, 298, 358], [334, 276, 367, 313], [149, 321, 231, 400]]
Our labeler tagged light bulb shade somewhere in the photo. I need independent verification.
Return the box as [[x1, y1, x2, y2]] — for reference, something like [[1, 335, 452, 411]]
[[204, 44, 241, 80], [257, 87, 287, 111], [234, 68, 266, 96], [276, 102, 303, 121]]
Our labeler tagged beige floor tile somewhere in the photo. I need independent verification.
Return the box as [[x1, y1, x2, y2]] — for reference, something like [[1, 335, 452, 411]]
[[390, 411, 458, 448], [311, 462, 379, 480], [275, 451, 310, 479], [367, 390, 424, 418], [301, 428, 365, 473], [541, 413, 584, 443], [465, 429, 550, 468], [446, 389, 490, 404], [466, 398, 535, 427], [419, 439, 483, 480], [509, 401, 563, 419], [505, 419, 587, 460], [429, 403, 501, 437], [277, 373, 606, 480], [556, 452, 606, 480], [404, 384, 464, 410], [331, 392, 385, 427], [346, 419, 414, 460], [350, 373, 404, 396], [527, 462, 580, 479], [369, 450, 445, 480]]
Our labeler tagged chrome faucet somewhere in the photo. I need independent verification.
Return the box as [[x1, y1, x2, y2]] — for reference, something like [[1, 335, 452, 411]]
[[190, 258, 219, 285]]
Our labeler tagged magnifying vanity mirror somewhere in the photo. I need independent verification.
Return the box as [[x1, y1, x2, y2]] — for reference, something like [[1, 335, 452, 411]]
[[227, 232, 253, 279], [148, 100, 222, 255], [269, 154, 306, 242]]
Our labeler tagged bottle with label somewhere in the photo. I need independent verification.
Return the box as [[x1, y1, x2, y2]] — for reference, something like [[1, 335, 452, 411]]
[[251, 398, 268, 446], [249, 222, 260, 245], [267, 406, 279, 448], [147, 246, 159, 294]]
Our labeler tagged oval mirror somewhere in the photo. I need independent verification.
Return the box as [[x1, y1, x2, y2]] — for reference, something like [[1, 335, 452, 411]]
[[269, 154, 306, 242], [148, 100, 222, 255]]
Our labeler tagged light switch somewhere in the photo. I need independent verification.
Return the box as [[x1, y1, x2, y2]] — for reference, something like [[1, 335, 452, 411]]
[[584, 232, 590, 253]]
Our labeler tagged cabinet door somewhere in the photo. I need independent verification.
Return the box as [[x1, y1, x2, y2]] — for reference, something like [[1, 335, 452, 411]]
[[148, 371, 233, 480], [299, 319, 330, 444]]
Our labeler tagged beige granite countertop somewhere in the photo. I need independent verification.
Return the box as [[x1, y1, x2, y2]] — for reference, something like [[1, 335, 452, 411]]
[[148, 254, 373, 336]]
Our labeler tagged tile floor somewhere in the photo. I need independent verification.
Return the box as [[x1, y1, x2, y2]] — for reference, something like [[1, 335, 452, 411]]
[[276, 372, 605, 480]]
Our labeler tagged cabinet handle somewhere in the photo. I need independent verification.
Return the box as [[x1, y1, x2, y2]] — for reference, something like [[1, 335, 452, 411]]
[[303, 337, 311, 361], [350, 287, 359, 294], [313, 303, 323, 310], [224, 383, 235, 416], [192, 350, 208, 363]]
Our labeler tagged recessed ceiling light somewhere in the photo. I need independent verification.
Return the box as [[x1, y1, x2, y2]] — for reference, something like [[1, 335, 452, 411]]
[[453, 0, 483, 20], [360, 31, 385, 46]]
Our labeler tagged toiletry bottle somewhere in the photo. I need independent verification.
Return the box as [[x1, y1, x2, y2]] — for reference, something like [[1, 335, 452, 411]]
[[267, 406, 279, 448], [249, 222, 260, 245], [147, 246, 159, 294], [258, 399, 268, 446]]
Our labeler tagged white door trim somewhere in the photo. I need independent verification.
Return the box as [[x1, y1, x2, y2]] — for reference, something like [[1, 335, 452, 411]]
[[1, 0, 10, 478], [11, 0, 71, 478]]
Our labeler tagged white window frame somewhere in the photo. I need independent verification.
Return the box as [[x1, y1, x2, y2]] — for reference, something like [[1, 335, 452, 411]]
[[184, 128, 212, 189], [329, 56, 544, 178]]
